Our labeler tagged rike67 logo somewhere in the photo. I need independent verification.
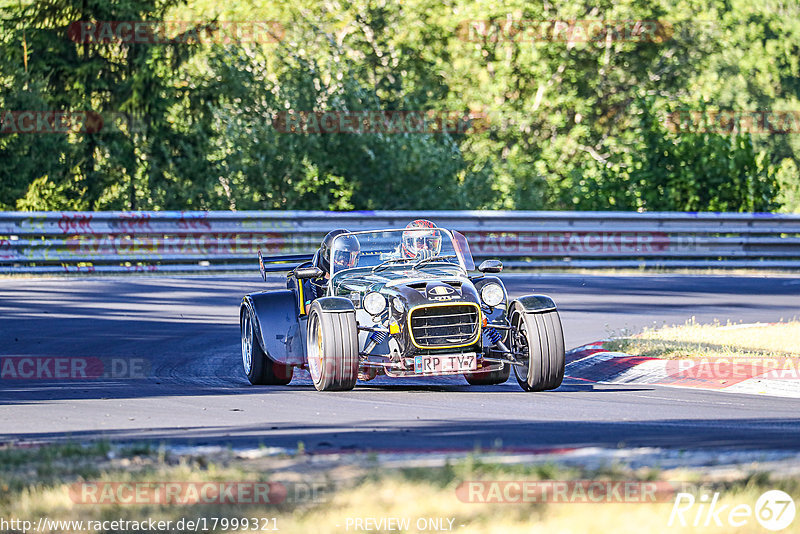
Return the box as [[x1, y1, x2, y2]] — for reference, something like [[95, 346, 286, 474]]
[[669, 490, 796, 531]]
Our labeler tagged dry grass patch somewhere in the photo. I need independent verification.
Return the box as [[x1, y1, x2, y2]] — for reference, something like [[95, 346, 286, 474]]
[[606, 319, 800, 360], [1, 444, 800, 533]]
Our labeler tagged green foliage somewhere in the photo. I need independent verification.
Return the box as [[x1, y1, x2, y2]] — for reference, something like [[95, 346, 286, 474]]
[[0, 0, 222, 210], [568, 98, 780, 211], [0, 0, 797, 211], [16, 176, 88, 210], [776, 158, 800, 212]]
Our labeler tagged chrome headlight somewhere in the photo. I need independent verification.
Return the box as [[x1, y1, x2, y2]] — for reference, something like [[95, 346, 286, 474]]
[[392, 297, 404, 314], [363, 292, 387, 315], [480, 283, 504, 307]]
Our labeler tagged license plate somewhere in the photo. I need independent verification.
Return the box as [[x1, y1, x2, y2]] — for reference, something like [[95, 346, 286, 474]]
[[414, 353, 477, 374]]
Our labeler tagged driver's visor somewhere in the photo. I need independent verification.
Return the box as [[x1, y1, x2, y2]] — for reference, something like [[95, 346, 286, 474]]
[[332, 250, 359, 268], [407, 235, 442, 250]]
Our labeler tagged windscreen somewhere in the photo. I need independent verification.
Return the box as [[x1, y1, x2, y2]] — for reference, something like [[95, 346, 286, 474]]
[[329, 228, 475, 276]]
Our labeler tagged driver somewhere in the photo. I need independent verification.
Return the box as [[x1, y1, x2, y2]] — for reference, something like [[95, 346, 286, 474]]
[[315, 229, 360, 274], [401, 219, 442, 260], [308, 229, 360, 299]]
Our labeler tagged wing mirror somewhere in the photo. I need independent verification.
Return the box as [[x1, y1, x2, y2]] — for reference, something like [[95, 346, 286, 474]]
[[294, 266, 324, 280], [478, 259, 503, 273]]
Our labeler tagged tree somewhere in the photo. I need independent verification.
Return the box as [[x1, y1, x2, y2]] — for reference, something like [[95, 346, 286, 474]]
[[0, 0, 218, 210]]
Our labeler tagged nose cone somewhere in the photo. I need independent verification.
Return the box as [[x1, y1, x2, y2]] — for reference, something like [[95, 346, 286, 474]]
[[425, 282, 458, 299]]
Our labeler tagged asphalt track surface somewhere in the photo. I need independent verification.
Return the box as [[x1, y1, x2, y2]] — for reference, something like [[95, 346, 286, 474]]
[[1, 273, 800, 453]]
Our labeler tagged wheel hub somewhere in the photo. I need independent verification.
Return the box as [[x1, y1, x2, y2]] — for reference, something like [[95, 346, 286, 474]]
[[241, 312, 252, 374]]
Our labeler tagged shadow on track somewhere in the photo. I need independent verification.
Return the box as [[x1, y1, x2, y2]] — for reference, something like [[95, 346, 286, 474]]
[[0, 376, 656, 404], [4, 417, 800, 453]]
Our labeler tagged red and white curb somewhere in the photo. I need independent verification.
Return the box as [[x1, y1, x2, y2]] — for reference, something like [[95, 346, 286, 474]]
[[565, 341, 800, 399]]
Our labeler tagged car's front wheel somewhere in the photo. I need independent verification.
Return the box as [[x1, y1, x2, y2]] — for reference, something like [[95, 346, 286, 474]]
[[306, 302, 358, 391], [509, 303, 565, 391], [241, 308, 293, 385]]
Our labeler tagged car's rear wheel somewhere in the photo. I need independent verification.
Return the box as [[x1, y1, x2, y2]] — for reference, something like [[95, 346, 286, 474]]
[[464, 364, 510, 385], [241, 308, 293, 385], [306, 302, 358, 391], [509, 303, 565, 391]]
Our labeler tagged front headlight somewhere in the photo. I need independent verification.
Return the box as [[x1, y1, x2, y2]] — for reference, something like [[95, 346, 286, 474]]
[[392, 297, 404, 314], [363, 292, 387, 315], [480, 283, 504, 307]]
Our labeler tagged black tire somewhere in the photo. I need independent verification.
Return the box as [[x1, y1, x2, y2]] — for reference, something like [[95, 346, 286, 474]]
[[306, 302, 359, 391], [241, 308, 293, 385], [464, 364, 511, 385], [509, 303, 565, 392]]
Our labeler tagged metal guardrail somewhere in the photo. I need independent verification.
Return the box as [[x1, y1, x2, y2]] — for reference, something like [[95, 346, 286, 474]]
[[1, 211, 799, 273]]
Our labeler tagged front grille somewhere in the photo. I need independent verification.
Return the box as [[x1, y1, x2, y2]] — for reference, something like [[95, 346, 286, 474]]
[[409, 303, 481, 348]]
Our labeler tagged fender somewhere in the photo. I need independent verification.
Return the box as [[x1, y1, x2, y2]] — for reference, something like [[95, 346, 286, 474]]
[[311, 296, 355, 313], [242, 290, 305, 366], [512, 294, 557, 313]]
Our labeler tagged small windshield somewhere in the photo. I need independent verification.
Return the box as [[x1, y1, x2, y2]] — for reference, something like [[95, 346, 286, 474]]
[[329, 229, 475, 276]]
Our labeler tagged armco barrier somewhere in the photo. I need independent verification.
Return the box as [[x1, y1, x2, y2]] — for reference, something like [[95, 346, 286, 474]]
[[0, 211, 799, 273]]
